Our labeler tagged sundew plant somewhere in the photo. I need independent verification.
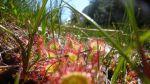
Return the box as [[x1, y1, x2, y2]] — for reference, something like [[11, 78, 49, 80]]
[[0, 0, 150, 84]]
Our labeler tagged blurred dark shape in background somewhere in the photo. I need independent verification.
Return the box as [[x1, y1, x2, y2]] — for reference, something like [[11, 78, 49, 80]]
[[83, 0, 150, 27]]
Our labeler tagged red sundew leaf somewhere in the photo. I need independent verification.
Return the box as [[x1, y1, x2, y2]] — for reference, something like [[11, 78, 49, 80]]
[[34, 35, 44, 46], [58, 59, 85, 74], [48, 58, 58, 64], [91, 51, 101, 65], [59, 65, 76, 74], [60, 72, 92, 84], [47, 72, 61, 84], [88, 38, 106, 52], [31, 60, 60, 80], [126, 70, 138, 83], [58, 57, 70, 71], [59, 65, 68, 75], [78, 56, 86, 65], [127, 70, 138, 79], [45, 62, 59, 73], [36, 48, 48, 57], [64, 48, 78, 55], [47, 50, 57, 58], [40, 69, 47, 76], [67, 52, 78, 63], [74, 62, 85, 71], [66, 58, 85, 71], [47, 38, 61, 51], [64, 34, 84, 53], [34, 35, 48, 57], [88, 50, 105, 65]]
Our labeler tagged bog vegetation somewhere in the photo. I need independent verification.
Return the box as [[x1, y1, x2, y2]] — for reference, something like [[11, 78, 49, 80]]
[[0, 0, 150, 84]]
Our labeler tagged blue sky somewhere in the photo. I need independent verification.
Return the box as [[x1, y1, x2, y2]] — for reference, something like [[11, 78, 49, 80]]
[[43, 0, 89, 21], [62, 0, 89, 21], [38, 0, 89, 21], [64, 0, 89, 12]]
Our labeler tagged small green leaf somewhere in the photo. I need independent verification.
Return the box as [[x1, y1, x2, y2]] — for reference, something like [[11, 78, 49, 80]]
[[140, 31, 150, 43]]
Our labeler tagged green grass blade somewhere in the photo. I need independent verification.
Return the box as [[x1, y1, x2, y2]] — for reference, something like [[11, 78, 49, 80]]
[[140, 31, 150, 43], [42, 7, 47, 36], [25, 0, 48, 72], [32, 0, 48, 35], [111, 57, 125, 84], [27, 0, 48, 57]]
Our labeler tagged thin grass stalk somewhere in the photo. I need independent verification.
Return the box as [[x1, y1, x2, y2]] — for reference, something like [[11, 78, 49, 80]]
[[111, 56, 125, 84], [14, 67, 22, 84], [25, 0, 48, 73], [57, 0, 63, 38], [41, 7, 47, 37], [49, 0, 55, 39]]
